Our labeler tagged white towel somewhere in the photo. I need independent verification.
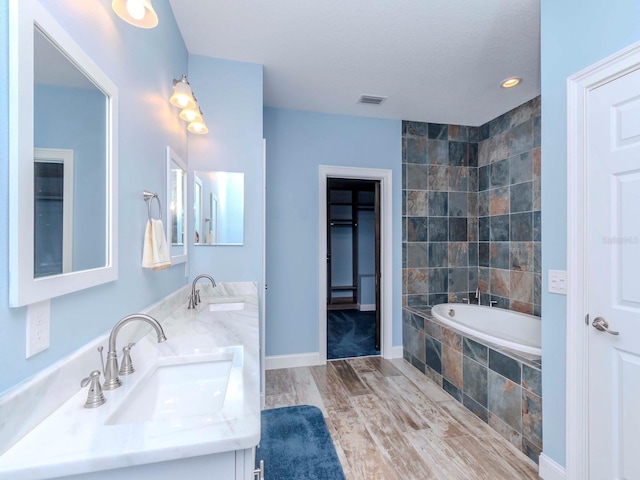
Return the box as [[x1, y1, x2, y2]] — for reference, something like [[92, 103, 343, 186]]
[[142, 219, 172, 270]]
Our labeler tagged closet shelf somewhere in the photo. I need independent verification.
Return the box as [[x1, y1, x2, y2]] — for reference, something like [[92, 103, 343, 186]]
[[330, 220, 357, 226]]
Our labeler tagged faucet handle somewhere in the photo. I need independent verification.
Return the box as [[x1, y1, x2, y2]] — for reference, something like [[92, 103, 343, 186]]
[[195, 289, 201, 305], [81, 370, 106, 408], [118, 343, 136, 376], [187, 294, 196, 309], [97, 346, 106, 376]]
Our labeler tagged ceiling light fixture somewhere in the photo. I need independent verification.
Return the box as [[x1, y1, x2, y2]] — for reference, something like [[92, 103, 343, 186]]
[[170, 75, 209, 135], [501, 77, 522, 89], [112, 0, 158, 28]]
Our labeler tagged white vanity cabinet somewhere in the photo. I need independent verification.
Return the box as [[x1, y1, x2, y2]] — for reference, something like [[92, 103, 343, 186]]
[[62, 448, 255, 480]]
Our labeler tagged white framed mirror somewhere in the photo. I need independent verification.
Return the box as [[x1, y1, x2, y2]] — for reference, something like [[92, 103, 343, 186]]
[[166, 147, 187, 264], [193, 171, 244, 246], [9, 0, 118, 307]]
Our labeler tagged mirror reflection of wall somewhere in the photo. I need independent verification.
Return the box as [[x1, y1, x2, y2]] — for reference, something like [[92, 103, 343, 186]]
[[194, 174, 202, 244], [193, 171, 244, 246], [170, 163, 184, 245], [33, 25, 108, 277], [166, 147, 187, 264]]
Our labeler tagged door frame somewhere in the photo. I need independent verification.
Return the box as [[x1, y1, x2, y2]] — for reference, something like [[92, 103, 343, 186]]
[[34, 147, 74, 274], [318, 165, 393, 363], [566, 39, 640, 480]]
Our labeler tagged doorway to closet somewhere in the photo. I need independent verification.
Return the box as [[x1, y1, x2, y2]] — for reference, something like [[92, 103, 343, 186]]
[[326, 178, 380, 360]]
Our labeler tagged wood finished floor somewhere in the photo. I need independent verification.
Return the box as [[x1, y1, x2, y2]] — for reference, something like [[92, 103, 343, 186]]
[[265, 357, 539, 480]]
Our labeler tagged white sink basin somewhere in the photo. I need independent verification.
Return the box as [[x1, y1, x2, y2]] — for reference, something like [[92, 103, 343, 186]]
[[106, 354, 233, 425], [208, 302, 245, 312]]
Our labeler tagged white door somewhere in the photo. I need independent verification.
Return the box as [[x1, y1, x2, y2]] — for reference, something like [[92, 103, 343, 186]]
[[587, 65, 640, 479]]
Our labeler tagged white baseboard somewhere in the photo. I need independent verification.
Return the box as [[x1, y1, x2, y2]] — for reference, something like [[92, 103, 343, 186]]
[[266, 347, 403, 369], [265, 352, 321, 370], [538, 454, 566, 480], [359, 304, 376, 311]]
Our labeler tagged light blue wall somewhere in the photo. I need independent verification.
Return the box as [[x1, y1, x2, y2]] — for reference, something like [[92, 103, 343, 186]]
[[358, 209, 376, 305], [331, 226, 353, 293], [263, 107, 402, 356], [0, 0, 190, 393], [34, 85, 106, 271], [219, 173, 244, 245], [186, 55, 263, 283], [540, 0, 640, 467]]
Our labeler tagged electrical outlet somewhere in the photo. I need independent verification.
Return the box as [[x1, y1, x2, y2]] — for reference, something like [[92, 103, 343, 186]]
[[26, 300, 50, 358], [548, 270, 568, 295]]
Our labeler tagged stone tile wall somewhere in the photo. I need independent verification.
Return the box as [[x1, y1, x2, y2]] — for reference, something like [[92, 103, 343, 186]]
[[402, 122, 479, 307], [477, 97, 542, 315], [403, 307, 543, 463], [402, 96, 541, 315]]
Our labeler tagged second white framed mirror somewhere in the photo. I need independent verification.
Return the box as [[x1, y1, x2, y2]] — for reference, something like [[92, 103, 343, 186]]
[[166, 147, 187, 264]]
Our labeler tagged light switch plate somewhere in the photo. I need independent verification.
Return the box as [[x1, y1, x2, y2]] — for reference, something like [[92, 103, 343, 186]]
[[548, 270, 568, 295], [26, 300, 51, 358]]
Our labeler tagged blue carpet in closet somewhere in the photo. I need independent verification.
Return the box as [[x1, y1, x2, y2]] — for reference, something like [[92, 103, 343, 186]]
[[327, 309, 380, 360]]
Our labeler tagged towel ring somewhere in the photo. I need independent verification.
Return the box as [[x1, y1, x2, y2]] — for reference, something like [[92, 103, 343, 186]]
[[143, 190, 163, 222]]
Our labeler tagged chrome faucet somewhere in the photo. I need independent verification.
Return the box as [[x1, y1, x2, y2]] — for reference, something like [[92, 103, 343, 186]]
[[103, 314, 167, 390], [189, 274, 217, 308]]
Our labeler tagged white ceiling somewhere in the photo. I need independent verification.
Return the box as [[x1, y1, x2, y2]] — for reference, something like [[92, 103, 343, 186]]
[[169, 0, 540, 127]]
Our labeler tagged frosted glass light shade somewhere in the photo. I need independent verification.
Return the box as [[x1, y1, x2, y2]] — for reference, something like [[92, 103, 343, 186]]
[[188, 120, 209, 135], [170, 76, 197, 110], [179, 106, 203, 123], [112, 0, 158, 29]]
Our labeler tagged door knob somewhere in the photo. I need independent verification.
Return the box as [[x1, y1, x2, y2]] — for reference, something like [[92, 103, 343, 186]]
[[592, 316, 619, 335]]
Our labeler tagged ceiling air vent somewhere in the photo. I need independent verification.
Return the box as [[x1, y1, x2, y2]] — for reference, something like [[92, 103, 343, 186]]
[[358, 95, 387, 105]]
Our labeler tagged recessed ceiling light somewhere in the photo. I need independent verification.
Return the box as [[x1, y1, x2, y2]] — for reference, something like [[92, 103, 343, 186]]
[[501, 77, 522, 89]]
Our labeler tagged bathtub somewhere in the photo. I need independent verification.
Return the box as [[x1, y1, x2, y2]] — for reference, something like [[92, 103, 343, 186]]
[[430, 303, 541, 356]]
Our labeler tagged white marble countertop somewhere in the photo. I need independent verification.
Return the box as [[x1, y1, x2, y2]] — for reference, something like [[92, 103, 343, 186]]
[[0, 282, 261, 480]]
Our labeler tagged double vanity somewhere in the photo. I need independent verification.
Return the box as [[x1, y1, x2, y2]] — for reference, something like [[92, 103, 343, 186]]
[[3, 2, 263, 478], [0, 282, 261, 480]]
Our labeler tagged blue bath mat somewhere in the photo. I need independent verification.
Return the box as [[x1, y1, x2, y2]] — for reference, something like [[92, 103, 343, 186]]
[[255, 405, 346, 480]]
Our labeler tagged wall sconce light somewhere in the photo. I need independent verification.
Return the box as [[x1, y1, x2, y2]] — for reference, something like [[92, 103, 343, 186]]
[[187, 111, 209, 135], [112, 0, 158, 29], [179, 105, 203, 123], [170, 75, 197, 110], [170, 75, 209, 135]]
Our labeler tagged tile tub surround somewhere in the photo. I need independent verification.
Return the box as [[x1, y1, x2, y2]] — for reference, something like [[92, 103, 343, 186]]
[[402, 306, 542, 464], [402, 96, 542, 316], [0, 282, 260, 480], [403, 120, 479, 309]]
